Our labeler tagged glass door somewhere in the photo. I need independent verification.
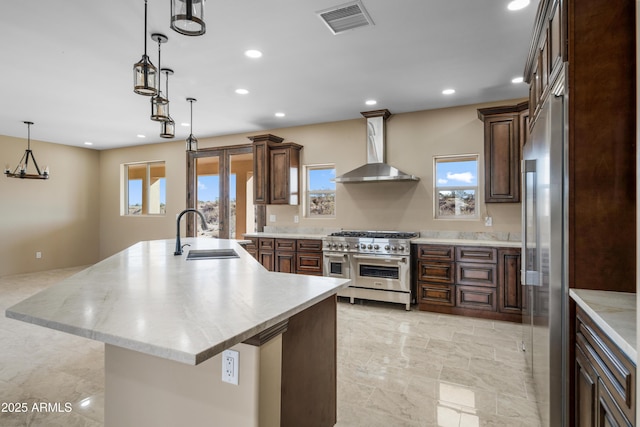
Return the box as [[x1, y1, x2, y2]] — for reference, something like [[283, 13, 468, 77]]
[[186, 145, 255, 239]]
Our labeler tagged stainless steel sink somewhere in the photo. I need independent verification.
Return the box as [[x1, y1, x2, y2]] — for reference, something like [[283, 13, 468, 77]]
[[186, 249, 239, 260]]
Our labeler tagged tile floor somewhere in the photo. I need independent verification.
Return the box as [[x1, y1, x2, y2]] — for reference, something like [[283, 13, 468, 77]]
[[0, 267, 541, 427]]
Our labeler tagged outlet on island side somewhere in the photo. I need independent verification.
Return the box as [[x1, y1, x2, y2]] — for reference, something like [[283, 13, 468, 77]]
[[221, 349, 239, 385]]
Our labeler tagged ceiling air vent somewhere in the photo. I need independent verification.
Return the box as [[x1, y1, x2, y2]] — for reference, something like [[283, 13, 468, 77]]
[[317, 1, 374, 35]]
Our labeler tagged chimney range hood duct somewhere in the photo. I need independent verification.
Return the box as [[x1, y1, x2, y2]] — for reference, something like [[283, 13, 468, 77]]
[[334, 109, 419, 183]]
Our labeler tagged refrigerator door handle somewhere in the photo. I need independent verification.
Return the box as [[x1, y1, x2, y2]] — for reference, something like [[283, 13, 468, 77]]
[[521, 159, 537, 286]]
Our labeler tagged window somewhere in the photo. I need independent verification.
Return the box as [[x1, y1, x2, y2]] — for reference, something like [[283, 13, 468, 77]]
[[434, 155, 478, 219], [122, 161, 166, 215], [305, 165, 336, 217]]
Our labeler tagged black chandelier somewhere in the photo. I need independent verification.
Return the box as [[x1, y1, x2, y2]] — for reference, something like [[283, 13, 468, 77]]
[[171, 0, 206, 36], [160, 68, 176, 138], [5, 121, 49, 180], [185, 98, 198, 151], [133, 0, 157, 96]]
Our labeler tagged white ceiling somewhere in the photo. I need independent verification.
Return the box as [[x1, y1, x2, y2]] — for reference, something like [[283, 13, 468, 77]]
[[1, 0, 538, 150]]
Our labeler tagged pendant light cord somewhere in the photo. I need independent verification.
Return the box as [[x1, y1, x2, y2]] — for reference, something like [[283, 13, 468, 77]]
[[27, 123, 31, 150], [190, 100, 193, 134], [143, 0, 148, 56]]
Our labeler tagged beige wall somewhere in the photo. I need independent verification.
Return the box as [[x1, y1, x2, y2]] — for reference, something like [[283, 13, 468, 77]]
[[1, 98, 525, 275], [0, 135, 100, 276]]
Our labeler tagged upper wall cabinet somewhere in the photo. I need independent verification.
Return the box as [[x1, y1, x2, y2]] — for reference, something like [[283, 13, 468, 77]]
[[477, 102, 528, 203], [248, 134, 302, 205]]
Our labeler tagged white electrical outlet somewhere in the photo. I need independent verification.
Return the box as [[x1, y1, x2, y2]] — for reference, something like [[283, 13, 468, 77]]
[[294, 215, 299, 223], [484, 216, 493, 227], [269, 214, 276, 222], [35, 251, 42, 259], [222, 349, 239, 385]]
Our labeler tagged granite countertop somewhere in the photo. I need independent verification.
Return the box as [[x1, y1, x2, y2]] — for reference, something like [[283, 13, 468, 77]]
[[570, 289, 636, 363], [6, 238, 349, 366]]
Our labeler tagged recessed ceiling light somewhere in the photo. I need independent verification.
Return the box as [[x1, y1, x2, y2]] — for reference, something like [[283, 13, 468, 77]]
[[181, 122, 190, 127], [137, 134, 146, 138], [244, 49, 263, 58], [512, 76, 524, 84], [442, 89, 456, 95], [84, 141, 93, 146], [507, 0, 530, 11], [275, 112, 286, 117], [365, 99, 377, 106], [235, 88, 249, 95]]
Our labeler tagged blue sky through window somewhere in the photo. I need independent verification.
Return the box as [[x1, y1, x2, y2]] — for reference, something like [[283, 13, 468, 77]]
[[128, 178, 166, 205], [309, 168, 336, 190], [197, 174, 237, 201], [436, 159, 477, 188]]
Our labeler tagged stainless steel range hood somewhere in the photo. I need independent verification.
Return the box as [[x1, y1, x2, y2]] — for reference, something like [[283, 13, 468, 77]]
[[334, 109, 419, 183]]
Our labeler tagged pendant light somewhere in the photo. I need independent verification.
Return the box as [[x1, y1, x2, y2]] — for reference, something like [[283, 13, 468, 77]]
[[150, 33, 170, 122], [133, 0, 157, 96], [5, 122, 49, 180], [160, 68, 175, 138], [185, 97, 198, 151], [170, 0, 206, 36]]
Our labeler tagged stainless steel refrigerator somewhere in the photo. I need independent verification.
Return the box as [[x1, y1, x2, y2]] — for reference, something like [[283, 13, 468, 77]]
[[521, 66, 567, 427]]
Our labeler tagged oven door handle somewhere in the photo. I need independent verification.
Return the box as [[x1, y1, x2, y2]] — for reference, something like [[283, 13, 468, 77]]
[[323, 253, 349, 260], [352, 254, 408, 263]]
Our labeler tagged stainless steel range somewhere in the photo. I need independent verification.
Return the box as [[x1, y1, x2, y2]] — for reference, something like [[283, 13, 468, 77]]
[[322, 231, 418, 310]]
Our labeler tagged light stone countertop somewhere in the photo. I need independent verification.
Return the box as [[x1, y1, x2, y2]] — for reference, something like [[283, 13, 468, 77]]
[[570, 289, 636, 363], [5, 238, 350, 366], [411, 237, 521, 248], [243, 232, 327, 240]]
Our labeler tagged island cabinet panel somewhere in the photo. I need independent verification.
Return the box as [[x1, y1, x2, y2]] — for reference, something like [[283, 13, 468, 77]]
[[575, 306, 636, 426], [414, 243, 521, 322], [281, 295, 337, 427]]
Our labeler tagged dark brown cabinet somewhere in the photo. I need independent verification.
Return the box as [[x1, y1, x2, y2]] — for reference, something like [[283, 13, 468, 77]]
[[415, 243, 521, 322], [252, 237, 323, 276], [477, 102, 528, 203], [575, 306, 635, 427], [248, 134, 302, 205]]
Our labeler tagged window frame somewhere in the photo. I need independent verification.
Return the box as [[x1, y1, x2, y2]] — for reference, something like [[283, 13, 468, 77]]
[[433, 154, 480, 220], [304, 164, 336, 218], [121, 160, 166, 216]]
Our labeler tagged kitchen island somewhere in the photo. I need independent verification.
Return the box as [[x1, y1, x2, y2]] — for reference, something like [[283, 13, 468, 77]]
[[5, 238, 350, 427]]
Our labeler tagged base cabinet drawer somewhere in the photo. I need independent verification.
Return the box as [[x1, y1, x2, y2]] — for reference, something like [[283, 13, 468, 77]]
[[456, 285, 497, 311], [296, 252, 323, 276], [417, 261, 455, 284], [418, 283, 455, 306], [456, 263, 496, 287], [575, 306, 636, 426]]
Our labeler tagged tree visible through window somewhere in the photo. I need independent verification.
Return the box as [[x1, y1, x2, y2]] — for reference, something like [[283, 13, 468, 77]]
[[306, 165, 336, 217], [434, 156, 478, 219], [123, 161, 166, 215]]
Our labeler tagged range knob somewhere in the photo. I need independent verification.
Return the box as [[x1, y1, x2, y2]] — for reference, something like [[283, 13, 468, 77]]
[[398, 245, 405, 252], [384, 245, 390, 250], [338, 243, 343, 249], [367, 244, 373, 249], [332, 243, 338, 249], [391, 245, 397, 251], [360, 244, 366, 249], [344, 243, 349, 249], [373, 244, 380, 250]]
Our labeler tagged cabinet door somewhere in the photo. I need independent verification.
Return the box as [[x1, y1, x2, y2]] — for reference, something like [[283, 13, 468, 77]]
[[253, 141, 269, 204], [498, 248, 522, 314], [270, 148, 291, 204], [259, 251, 274, 271], [275, 251, 296, 274], [576, 346, 597, 427], [484, 114, 521, 203]]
